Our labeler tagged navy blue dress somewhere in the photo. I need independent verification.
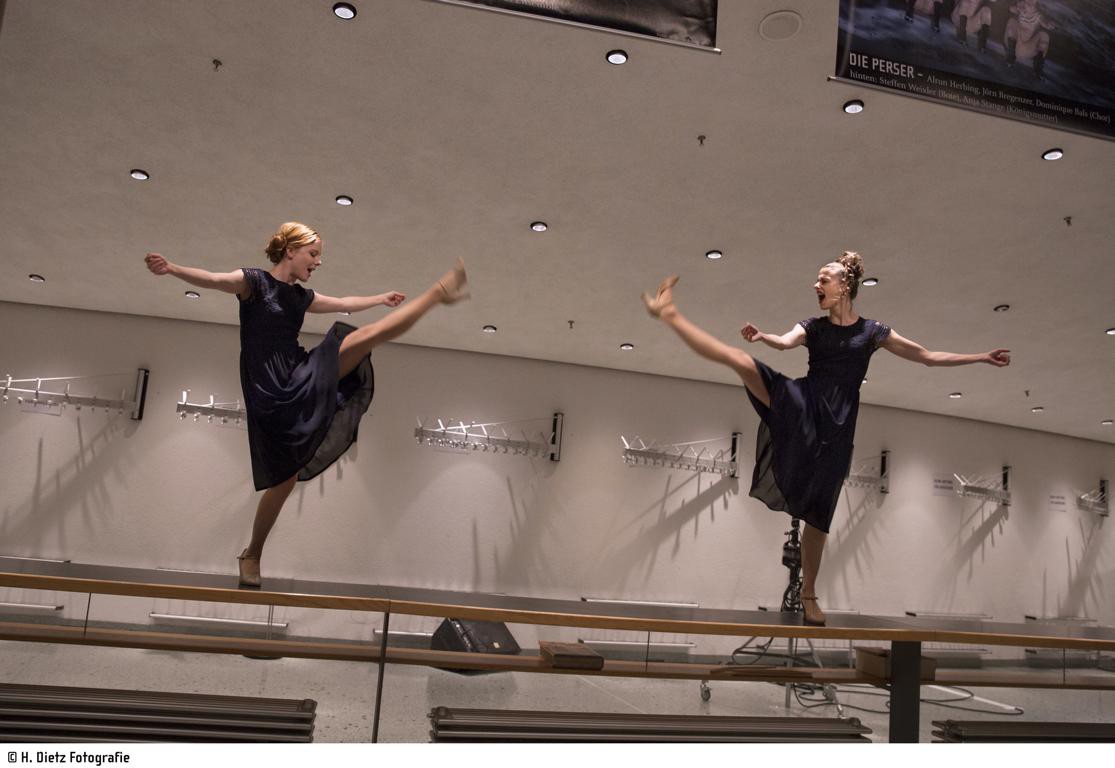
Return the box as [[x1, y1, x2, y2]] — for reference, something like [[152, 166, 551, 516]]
[[237, 267, 374, 491], [746, 316, 891, 533]]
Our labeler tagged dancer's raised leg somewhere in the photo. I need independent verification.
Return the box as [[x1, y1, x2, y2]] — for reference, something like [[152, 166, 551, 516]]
[[337, 258, 468, 377], [643, 276, 771, 407], [239, 473, 297, 587], [800, 523, 828, 625]]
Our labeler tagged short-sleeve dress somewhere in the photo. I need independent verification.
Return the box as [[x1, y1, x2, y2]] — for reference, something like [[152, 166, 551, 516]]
[[745, 316, 891, 533], [237, 267, 375, 491]]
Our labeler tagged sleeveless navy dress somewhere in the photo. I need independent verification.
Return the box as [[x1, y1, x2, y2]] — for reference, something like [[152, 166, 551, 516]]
[[745, 316, 891, 533], [237, 267, 374, 491]]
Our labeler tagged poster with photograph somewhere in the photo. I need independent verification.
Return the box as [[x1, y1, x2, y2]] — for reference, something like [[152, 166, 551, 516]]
[[835, 0, 1115, 140]]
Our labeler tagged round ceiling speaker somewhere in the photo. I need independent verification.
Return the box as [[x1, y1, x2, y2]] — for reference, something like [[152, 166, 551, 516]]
[[759, 11, 803, 41]]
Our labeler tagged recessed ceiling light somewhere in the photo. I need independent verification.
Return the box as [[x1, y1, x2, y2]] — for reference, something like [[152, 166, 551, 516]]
[[1031, 406, 1044, 413], [948, 392, 963, 399], [28, 273, 45, 283], [705, 250, 723, 260], [335, 195, 353, 206], [338, 311, 351, 316], [1102, 419, 1113, 426], [606, 50, 628, 65], [185, 291, 200, 299], [333, 2, 356, 20], [843, 99, 864, 114], [619, 342, 635, 351], [530, 221, 548, 232], [1042, 148, 1063, 161], [129, 169, 149, 180], [993, 304, 1011, 312], [862, 277, 879, 287], [482, 325, 497, 334], [862, 377, 867, 384], [1106, 328, 1115, 335]]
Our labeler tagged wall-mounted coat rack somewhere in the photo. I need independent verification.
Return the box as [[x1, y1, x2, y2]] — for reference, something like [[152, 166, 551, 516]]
[[176, 390, 247, 424], [620, 433, 740, 478], [414, 413, 563, 461], [953, 465, 1011, 506], [845, 450, 890, 493], [0, 369, 149, 420], [1077, 479, 1108, 516]]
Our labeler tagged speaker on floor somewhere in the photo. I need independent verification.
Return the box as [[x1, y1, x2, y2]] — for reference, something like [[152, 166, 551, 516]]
[[430, 618, 520, 675]]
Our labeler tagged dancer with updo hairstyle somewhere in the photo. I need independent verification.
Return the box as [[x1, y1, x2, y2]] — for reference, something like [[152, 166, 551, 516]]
[[643, 252, 1010, 625], [145, 222, 469, 586]]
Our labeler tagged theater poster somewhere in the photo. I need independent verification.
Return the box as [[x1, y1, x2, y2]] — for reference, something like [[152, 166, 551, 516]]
[[835, 0, 1115, 140]]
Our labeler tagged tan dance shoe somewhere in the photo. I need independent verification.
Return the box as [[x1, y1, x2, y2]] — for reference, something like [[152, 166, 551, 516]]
[[438, 258, 470, 304], [237, 549, 261, 588], [801, 595, 826, 626]]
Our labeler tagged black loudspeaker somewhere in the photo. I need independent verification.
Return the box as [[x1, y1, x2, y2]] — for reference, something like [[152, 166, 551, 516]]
[[430, 619, 521, 674]]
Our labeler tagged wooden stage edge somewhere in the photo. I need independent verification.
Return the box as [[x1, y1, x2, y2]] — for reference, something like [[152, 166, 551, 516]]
[[2, 621, 1114, 692], [3, 560, 1115, 651]]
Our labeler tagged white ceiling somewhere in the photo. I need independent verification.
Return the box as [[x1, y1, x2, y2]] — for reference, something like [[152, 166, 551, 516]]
[[1, 0, 1113, 443]]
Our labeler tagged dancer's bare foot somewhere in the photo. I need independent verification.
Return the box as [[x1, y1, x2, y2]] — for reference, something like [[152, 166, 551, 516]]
[[237, 549, 261, 588], [437, 258, 470, 304], [802, 595, 826, 626], [641, 275, 679, 318]]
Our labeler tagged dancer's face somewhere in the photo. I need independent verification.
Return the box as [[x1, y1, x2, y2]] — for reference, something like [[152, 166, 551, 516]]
[[286, 238, 323, 282], [814, 265, 848, 311]]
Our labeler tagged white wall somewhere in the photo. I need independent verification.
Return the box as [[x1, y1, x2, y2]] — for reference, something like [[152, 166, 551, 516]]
[[1, 300, 1112, 648]]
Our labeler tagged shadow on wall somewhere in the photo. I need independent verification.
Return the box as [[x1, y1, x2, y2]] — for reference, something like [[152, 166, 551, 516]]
[[587, 473, 739, 595], [928, 500, 1010, 610], [1057, 515, 1108, 620], [0, 415, 138, 558], [824, 487, 887, 608], [488, 461, 563, 593]]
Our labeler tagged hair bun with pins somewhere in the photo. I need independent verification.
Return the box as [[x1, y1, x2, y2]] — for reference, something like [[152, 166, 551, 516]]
[[264, 222, 319, 265], [837, 250, 864, 299]]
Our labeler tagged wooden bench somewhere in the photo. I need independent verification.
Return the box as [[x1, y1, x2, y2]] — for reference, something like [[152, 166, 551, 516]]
[[429, 706, 872, 742], [0, 683, 316, 742]]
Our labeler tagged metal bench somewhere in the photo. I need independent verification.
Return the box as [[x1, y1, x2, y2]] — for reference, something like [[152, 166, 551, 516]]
[[0, 683, 316, 742], [429, 707, 872, 742]]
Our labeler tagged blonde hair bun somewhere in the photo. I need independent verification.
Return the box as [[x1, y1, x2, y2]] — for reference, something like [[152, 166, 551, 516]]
[[265, 222, 319, 264]]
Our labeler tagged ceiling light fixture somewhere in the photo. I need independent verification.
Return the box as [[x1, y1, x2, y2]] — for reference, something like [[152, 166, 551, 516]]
[[28, 274, 45, 283], [1102, 419, 1113, 426], [606, 50, 628, 65], [1106, 328, 1115, 336], [530, 221, 548, 232], [948, 392, 963, 399], [619, 343, 635, 351], [335, 195, 353, 206], [705, 250, 723, 260], [843, 99, 864, 114], [185, 291, 200, 299], [129, 169, 149, 180], [333, 3, 356, 20], [482, 325, 497, 334], [993, 304, 1011, 312], [862, 277, 879, 286], [1042, 148, 1063, 161], [1031, 406, 1044, 413]]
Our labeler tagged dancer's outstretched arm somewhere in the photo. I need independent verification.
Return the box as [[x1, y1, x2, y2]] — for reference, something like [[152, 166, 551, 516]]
[[881, 331, 1010, 367], [741, 322, 806, 351], [145, 253, 246, 295], [309, 291, 406, 314]]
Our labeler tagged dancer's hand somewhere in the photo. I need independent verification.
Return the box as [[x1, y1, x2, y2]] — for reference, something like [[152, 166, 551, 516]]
[[985, 349, 1011, 367], [379, 291, 406, 307], [641, 275, 679, 318], [741, 323, 764, 343], [144, 252, 173, 275]]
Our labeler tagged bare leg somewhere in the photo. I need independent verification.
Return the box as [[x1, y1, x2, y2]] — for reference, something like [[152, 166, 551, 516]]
[[238, 474, 297, 586], [643, 276, 771, 407], [801, 522, 828, 625], [337, 259, 468, 378]]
